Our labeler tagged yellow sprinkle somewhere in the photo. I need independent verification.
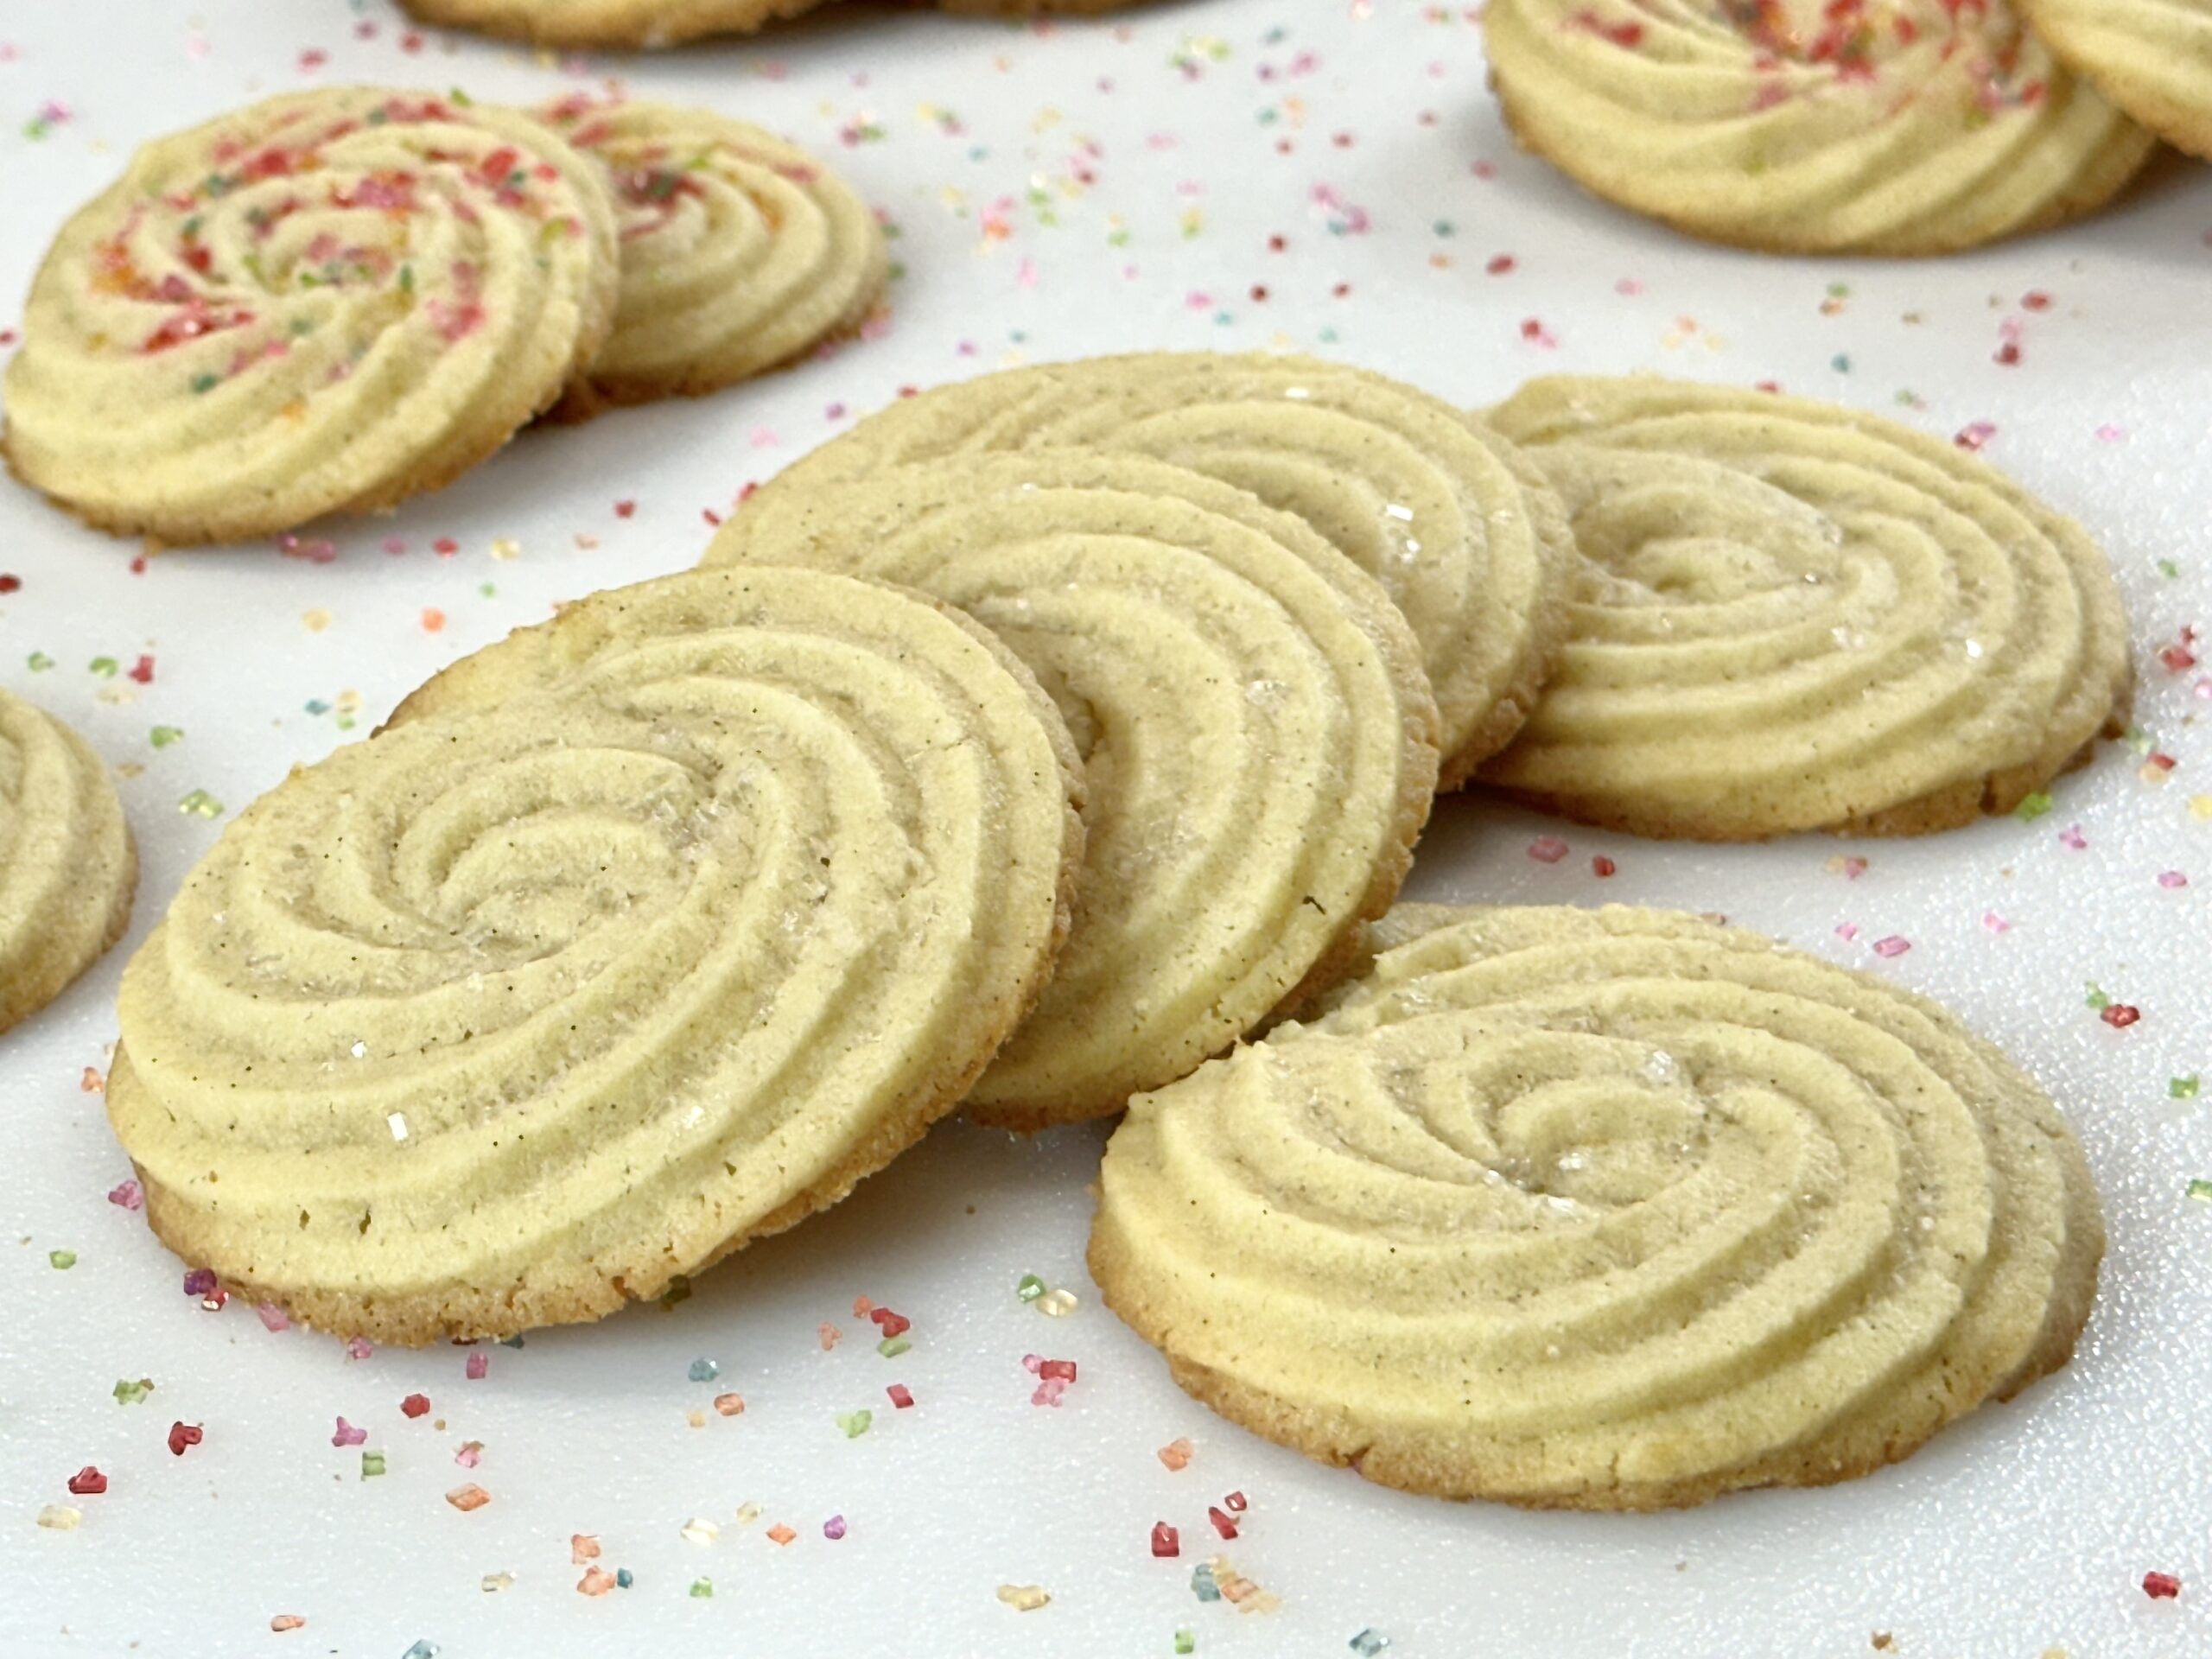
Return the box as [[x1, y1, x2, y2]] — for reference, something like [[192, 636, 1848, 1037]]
[[2190, 794, 2212, 820], [490, 538, 522, 562], [685, 1409, 706, 1428], [302, 609, 331, 633], [996, 1584, 1051, 1611], [36, 1504, 82, 1531]]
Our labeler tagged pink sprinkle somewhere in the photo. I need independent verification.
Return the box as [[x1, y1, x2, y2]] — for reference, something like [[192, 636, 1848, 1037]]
[[1471, 159, 1497, 180], [298, 48, 327, 72], [1185, 289, 1214, 310], [2059, 824, 2088, 849], [2095, 423, 2127, 443], [183, 1268, 218, 1298], [1872, 936, 1910, 958], [345, 1337, 373, 1361], [2159, 870, 2189, 889], [1158, 1438, 1193, 1471], [107, 1179, 144, 1211], [1519, 317, 1558, 348], [454, 1441, 482, 1467], [1615, 276, 1643, 296], [465, 1352, 488, 1380], [1031, 1378, 1067, 1407], [1954, 421, 1996, 452], [270, 1614, 305, 1633], [332, 1416, 367, 1447], [381, 536, 408, 556], [818, 1324, 842, 1351], [1836, 856, 1867, 880], [1982, 912, 2011, 933], [825, 403, 847, 421], [1021, 1352, 1043, 1374], [1016, 257, 1039, 289], [748, 425, 779, 449], [887, 1383, 914, 1408], [1527, 835, 1569, 863], [1834, 923, 1859, 942], [256, 1303, 291, 1332], [823, 1514, 848, 1540]]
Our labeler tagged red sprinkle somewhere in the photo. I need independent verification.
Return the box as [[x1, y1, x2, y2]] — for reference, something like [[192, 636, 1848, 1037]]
[[1528, 836, 1570, 863], [887, 1383, 914, 1408], [1223, 1491, 1247, 1511], [465, 1352, 487, 1380], [168, 1421, 203, 1456], [869, 1307, 912, 1339], [128, 654, 155, 684], [400, 1393, 431, 1419], [1486, 254, 1516, 275], [1150, 1522, 1179, 1558], [0, 575, 19, 594], [67, 1466, 107, 1496], [2102, 1003, 2141, 1028], [1036, 1358, 1077, 1382], [614, 499, 636, 518], [1592, 855, 1617, 878], [1208, 1505, 1238, 1539], [2145, 1571, 2182, 1599]]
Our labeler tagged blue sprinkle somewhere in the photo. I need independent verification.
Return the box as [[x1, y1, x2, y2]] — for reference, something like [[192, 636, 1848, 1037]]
[[688, 1357, 719, 1382], [1190, 1563, 1220, 1603], [401, 1643, 440, 1659], [1350, 1630, 1390, 1657], [615, 1567, 634, 1589]]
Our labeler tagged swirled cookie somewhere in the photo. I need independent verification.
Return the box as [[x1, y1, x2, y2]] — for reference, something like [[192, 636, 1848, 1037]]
[[0, 690, 136, 1035], [2024, 0, 2212, 159], [534, 94, 887, 418], [2, 88, 618, 543], [706, 451, 1440, 1128], [1092, 904, 2103, 1510], [399, 0, 1145, 45], [107, 566, 1084, 1343], [1482, 0, 2156, 254], [1478, 375, 2132, 840], [749, 354, 1574, 785]]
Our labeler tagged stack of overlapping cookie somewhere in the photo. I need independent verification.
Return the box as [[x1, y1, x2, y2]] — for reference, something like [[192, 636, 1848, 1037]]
[[79, 346, 2127, 1511], [1, 87, 886, 543], [1480, 0, 2212, 254]]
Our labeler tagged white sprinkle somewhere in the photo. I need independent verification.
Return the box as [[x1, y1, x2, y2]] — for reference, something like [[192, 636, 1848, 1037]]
[[388, 1113, 409, 1143]]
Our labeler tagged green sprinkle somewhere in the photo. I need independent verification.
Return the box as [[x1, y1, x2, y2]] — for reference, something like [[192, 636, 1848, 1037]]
[[149, 726, 183, 749], [478, 582, 497, 598], [190, 373, 219, 395], [1827, 282, 1850, 298], [835, 1409, 873, 1440], [26, 652, 54, 671], [178, 789, 224, 819], [2172, 1075, 2200, 1099], [501, 1334, 526, 1349], [2014, 791, 2054, 823], [112, 1377, 154, 1405], [615, 1567, 633, 1589], [1174, 1630, 1195, 1655], [1830, 354, 1851, 373], [361, 1450, 386, 1478], [659, 1275, 692, 1310], [2159, 558, 2182, 579], [2190, 1179, 2212, 1203], [89, 656, 118, 677], [877, 1335, 911, 1359], [449, 86, 474, 106], [689, 1578, 714, 1599], [1431, 219, 1454, 238], [1016, 1273, 1047, 1303], [48, 1249, 76, 1270], [2084, 983, 2110, 1011], [398, 264, 415, 295]]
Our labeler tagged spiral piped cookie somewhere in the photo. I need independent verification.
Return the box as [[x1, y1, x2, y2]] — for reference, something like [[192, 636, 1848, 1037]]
[[3, 88, 618, 543], [1092, 904, 2103, 1510], [535, 94, 887, 417], [108, 566, 1084, 1342], [707, 451, 1440, 1128], [752, 354, 1573, 785], [400, 0, 1144, 45], [1482, 0, 2156, 255], [0, 690, 136, 1035], [2024, 0, 2212, 160], [1478, 376, 2131, 840]]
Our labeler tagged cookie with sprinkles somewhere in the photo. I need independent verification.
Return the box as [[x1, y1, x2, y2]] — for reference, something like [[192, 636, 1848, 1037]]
[[707, 450, 1440, 1128], [0, 689, 135, 1035], [397, 0, 835, 48], [2023, 0, 2212, 160], [2, 88, 619, 544], [1478, 375, 2133, 840], [1092, 903, 2104, 1510], [747, 353, 1576, 786], [1481, 0, 2156, 254], [533, 94, 887, 418], [107, 565, 1085, 1342]]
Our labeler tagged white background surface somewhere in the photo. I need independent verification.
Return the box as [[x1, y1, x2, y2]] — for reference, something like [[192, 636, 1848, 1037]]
[[2, 2, 2209, 1655]]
